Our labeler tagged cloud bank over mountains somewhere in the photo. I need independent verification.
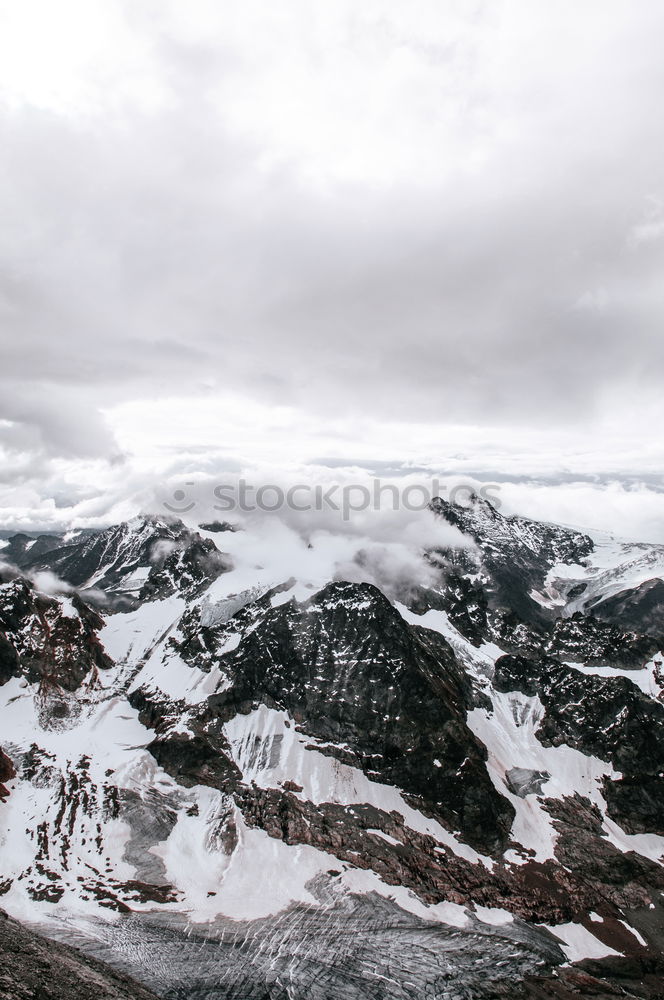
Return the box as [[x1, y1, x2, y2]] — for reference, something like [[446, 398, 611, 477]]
[[0, 1, 662, 536]]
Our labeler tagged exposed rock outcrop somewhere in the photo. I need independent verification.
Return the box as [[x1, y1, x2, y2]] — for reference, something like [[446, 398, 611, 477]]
[[0, 580, 112, 690], [0, 908, 160, 1000]]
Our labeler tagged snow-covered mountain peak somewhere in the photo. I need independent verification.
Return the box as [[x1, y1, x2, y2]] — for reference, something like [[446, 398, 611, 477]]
[[430, 494, 594, 564], [2, 501, 664, 996], [0, 515, 232, 611]]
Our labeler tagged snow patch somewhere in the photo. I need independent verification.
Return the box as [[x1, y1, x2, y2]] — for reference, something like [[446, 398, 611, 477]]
[[224, 705, 492, 867], [543, 922, 622, 962]]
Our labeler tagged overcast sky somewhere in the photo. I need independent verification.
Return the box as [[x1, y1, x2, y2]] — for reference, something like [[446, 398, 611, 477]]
[[1, 1, 663, 538]]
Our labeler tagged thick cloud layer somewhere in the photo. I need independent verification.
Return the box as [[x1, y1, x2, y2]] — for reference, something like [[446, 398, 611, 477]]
[[0, 1, 662, 533]]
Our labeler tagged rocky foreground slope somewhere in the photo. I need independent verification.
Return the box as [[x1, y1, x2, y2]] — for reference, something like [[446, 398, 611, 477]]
[[0, 907, 159, 1000], [0, 500, 663, 998]]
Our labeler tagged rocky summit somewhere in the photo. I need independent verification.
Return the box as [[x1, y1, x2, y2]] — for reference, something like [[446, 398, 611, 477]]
[[1, 499, 664, 998]]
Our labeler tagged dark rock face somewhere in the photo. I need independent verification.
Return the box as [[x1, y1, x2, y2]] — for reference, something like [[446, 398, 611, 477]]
[[0, 580, 112, 690], [114, 683, 664, 928], [0, 908, 160, 1000], [602, 775, 664, 836], [0, 749, 14, 802], [430, 494, 594, 625], [138, 536, 232, 602], [0, 531, 69, 569], [187, 581, 515, 855], [3, 498, 664, 1000], [235, 783, 664, 924], [408, 571, 552, 659], [10, 516, 231, 608], [501, 957, 664, 999], [13, 517, 180, 589], [430, 494, 594, 568], [494, 654, 664, 773], [547, 612, 659, 669], [591, 578, 664, 640], [146, 731, 241, 791], [543, 794, 664, 912], [134, 580, 516, 855], [131, 565, 664, 925], [409, 573, 491, 646], [494, 653, 664, 834]]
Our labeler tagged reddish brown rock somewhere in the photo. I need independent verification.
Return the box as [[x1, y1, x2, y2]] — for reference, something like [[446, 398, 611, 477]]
[[0, 748, 14, 802]]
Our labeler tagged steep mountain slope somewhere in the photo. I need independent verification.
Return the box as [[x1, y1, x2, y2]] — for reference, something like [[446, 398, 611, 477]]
[[493, 652, 664, 834], [6, 516, 232, 609], [0, 531, 72, 569], [592, 578, 664, 637], [0, 750, 14, 802], [164, 580, 514, 854], [429, 493, 594, 624], [546, 531, 664, 640], [0, 907, 159, 1000], [0, 499, 663, 998], [0, 578, 112, 690]]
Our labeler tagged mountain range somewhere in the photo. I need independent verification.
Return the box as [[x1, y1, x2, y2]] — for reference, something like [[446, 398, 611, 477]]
[[1, 496, 663, 999]]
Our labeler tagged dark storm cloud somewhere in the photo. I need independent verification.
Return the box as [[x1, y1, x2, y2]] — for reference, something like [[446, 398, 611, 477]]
[[1, 1, 664, 463]]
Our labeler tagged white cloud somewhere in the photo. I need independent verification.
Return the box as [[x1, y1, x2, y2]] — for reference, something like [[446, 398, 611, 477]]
[[27, 569, 74, 596], [202, 506, 470, 602], [1, 1, 663, 541]]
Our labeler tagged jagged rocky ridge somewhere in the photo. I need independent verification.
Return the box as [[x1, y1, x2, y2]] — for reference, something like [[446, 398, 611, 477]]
[[160, 580, 514, 855], [0, 502, 663, 998], [1, 515, 232, 610], [429, 494, 595, 626], [494, 653, 664, 836], [0, 579, 112, 690]]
